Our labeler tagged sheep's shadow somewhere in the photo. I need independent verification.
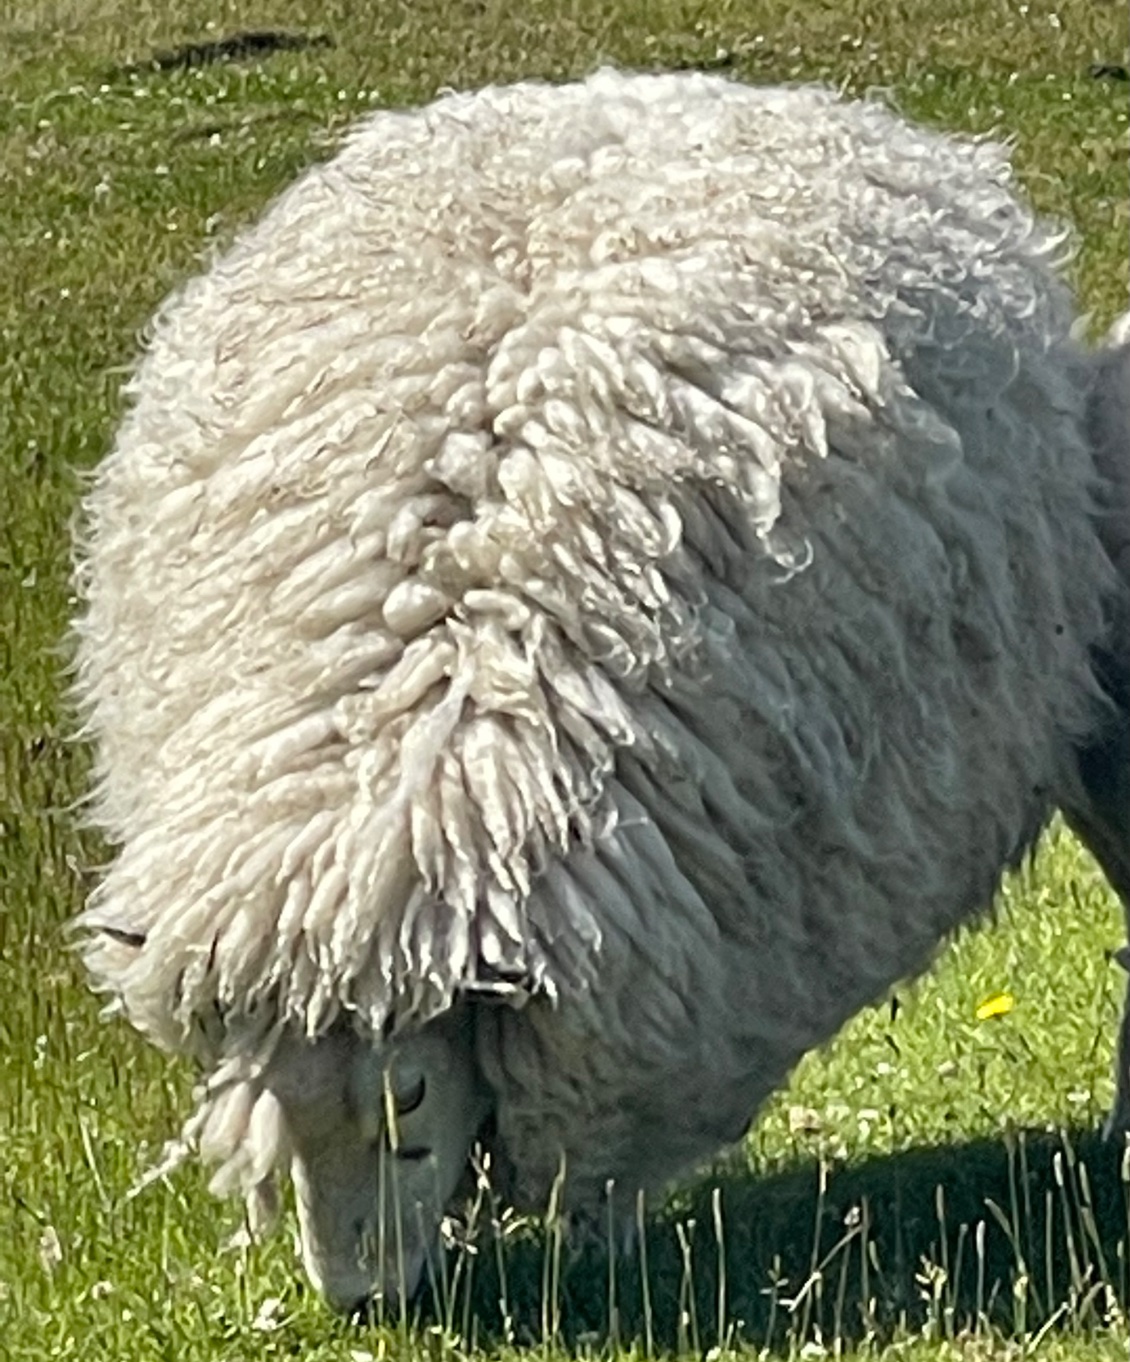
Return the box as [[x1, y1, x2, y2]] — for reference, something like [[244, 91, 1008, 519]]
[[418, 1127, 1130, 1353]]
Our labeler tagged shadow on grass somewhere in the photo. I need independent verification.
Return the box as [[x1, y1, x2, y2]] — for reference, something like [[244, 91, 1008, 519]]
[[420, 1127, 1130, 1353]]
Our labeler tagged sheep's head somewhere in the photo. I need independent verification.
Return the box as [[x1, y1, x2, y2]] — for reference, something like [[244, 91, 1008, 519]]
[[265, 1008, 491, 1314]]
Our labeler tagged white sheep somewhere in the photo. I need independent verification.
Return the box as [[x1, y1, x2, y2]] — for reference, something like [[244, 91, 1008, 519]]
[[72, 68, 1130, 1313]]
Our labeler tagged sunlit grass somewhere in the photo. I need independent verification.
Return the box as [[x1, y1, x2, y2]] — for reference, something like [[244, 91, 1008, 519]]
[[1, 2, 1128, 1357]]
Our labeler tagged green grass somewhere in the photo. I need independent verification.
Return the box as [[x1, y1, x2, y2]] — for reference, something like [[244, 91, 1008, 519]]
[[1, 1, 1128, 1357]]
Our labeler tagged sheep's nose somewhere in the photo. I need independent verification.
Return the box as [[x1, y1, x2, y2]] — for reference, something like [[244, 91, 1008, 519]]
[[345, 1295, 375, 1322], [342, 1288, 402, 1323], [320, 1286, 375, 1318]]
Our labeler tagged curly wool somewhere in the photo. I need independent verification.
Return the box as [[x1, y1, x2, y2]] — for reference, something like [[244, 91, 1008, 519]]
[[74, 69, 1116, 1213]]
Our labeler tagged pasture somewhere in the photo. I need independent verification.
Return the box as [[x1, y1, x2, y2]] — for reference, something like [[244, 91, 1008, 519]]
[[1, 1, 1128, 1357]]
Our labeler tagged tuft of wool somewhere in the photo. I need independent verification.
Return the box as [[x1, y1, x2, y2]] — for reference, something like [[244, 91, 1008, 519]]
[[73, 68, 1120, 1216]]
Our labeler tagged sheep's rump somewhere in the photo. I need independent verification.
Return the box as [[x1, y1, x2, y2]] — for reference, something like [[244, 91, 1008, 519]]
[[74, 70, 1112, 1201]]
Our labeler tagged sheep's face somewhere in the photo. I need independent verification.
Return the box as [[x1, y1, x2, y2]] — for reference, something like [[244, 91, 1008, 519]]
[[267, 1011, 490, 1314]]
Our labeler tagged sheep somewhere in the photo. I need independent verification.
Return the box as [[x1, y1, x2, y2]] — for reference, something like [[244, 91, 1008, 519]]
[[71, 68, 1130, 1314]]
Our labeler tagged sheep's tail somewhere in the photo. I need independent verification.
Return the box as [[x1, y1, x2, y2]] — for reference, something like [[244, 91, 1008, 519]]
[[1066, 310, 1130, 1136]]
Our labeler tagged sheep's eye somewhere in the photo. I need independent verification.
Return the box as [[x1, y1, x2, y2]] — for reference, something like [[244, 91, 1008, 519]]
[[394, 1074, 426, 1116], [396, 1145, 432, 1162]]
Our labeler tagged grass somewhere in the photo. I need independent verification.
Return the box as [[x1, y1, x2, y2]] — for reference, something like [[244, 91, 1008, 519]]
[[1, 0, 1128, 1357]]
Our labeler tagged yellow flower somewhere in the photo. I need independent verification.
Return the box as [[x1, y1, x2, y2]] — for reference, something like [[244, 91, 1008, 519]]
[[975, 991, 1015, 1021]]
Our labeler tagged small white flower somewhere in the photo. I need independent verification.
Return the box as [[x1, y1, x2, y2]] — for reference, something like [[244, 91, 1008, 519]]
[[38, 1226, 63, 1274], [251, 1295, 283, 1331], [788, 1105, 822, 1134]]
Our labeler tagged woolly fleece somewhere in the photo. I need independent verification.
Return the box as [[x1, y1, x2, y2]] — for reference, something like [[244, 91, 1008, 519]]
[[74, 69, 1117, 1223]]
